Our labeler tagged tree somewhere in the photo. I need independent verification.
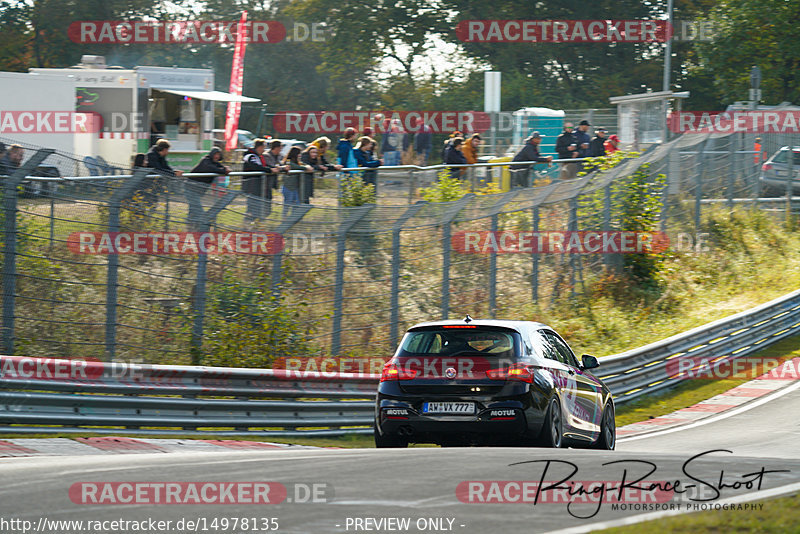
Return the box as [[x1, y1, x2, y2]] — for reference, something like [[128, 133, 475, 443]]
[[693, 0, 800, 105]]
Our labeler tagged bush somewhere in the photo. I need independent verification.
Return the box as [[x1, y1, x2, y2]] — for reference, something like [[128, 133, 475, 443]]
[[201, 274, 316, 368], [340, 174, 376, 207]]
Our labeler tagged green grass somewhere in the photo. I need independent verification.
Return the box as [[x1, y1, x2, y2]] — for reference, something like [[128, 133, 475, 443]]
[[615, 333, 800, 427], [597, 493, 800, 533]]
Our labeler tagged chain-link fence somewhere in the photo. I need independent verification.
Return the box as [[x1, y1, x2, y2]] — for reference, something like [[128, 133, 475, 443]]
[[1, 129, 799, 365]]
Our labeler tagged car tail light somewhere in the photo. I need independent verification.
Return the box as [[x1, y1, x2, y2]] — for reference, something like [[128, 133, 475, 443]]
[[380, 361, 417, 382], [486, 364, 533, 383], [762, 163, 773, 172]]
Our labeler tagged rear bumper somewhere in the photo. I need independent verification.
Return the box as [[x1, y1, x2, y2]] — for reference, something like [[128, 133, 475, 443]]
[[375, 393, 543, 443]]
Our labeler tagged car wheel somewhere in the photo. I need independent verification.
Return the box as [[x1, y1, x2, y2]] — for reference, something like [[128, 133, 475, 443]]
[[373, 426, 408, 448], [593, 403, 616, 450], [541, 398, 563, 448]]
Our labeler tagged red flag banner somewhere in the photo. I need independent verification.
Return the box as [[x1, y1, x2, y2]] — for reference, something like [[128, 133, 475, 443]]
[[224, 11, 248, 151]]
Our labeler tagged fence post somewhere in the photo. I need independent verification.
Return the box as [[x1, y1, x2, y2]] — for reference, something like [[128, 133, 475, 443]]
[[2, 149, 55, 355], [569, 197, 578, 297], [390, 201, 428, 347], [531, 206, 539, 303], [331, 204, 375, 355], [695, 138, 711, 233], [441, 194, 475, 320], [408, 169, 417, 204], [105, 169, 148, 362], [487, 189, 521, 318], [603, 184, 612, 267], [270, 204, 312, 298], [727, 135, 735, 209], [191, 190, 238, 365]]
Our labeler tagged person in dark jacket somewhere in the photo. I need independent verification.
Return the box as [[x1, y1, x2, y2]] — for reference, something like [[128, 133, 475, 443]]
[[242, 139, 275, 222], [300, 145, 336, 204], [555, 124, 579, 180], [413, 119, 433, 165], [146, 139, 182, 178], [282, 146, 313, 216], [444, 137, 467, 180], [589, 128, 608, 157], [186, 147, 230, 228], [143, 139, 182, 207], [0, 144, 23, 176], [574, 120, 592, 158], [510, 132, 552, 187], [353, 136, 382, 185]]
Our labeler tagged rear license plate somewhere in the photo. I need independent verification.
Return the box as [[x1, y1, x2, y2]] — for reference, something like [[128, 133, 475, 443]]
[[422, 402, 475, 414]]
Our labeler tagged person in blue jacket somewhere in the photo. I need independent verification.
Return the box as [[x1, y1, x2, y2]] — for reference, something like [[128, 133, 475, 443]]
[[353, 136, 382, 185], [337, 127, 358, 169]]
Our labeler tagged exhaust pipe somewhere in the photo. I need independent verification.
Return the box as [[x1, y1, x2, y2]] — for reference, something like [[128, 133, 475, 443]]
[[398, 426, 415, 436]]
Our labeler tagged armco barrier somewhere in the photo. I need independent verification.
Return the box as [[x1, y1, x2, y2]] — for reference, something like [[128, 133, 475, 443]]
[[1, 288, 798, 437]]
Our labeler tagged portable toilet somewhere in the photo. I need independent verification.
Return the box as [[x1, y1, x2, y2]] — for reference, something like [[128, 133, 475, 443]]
[[511, 107, 565, 158]]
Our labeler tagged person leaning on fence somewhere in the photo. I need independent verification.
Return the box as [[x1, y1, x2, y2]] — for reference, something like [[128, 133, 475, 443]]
[[242, 139, 274, 222], [300, 145, 338, 204], [282, 146, 312, 214], [353, 136, 382, 185], [444, 137, 467, 180], [510, 132, 552, 187], [143, 139, 181, 208], [186, 147, 230, 228], [0, 142, 7, 176], [555, 123, 579, 180], [310, 136, 344, 172]]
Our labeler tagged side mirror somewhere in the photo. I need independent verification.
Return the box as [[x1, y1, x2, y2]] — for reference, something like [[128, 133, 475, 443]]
[[581, 354, 599, 370]]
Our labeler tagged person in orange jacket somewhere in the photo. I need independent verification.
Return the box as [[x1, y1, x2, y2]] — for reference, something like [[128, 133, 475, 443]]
[[462, 133, 482, 164]]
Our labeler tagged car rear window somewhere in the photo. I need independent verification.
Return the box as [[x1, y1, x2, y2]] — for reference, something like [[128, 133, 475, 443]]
[[771, 149, 800, 164], [399, 327, 519, 358]]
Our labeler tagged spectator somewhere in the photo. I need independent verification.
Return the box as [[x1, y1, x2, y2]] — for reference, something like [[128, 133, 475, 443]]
[[337, 127, 358, 169], [754, 137, 767, 164], [444, 137, 467, 180], [264, 140, 289, 203], [310, 137, 343, 171], [574, 120, 592, 159], [604, 134, 621, 154], [555, 123, 579, 179], [510, 132, 552, 187], [0, 142, 7, 175], [242, 139, 272, 222], [187, 147, 230, 227], [462, 133, 482, 164], [441, 130, 463, 162], [146, 139, 183, 178], [0, 144, 23, 176], [283, 146, 312, 215], [413, 118, 433, 165], [132, 153, 148, 168], [380, 119, 409, 167], [589, 128, 608, 157], [300, 145, 338, 204], [354, 136, 382, 185]]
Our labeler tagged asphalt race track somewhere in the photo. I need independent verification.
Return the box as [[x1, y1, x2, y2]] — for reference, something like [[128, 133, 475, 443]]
[[1, 383, 799, 534]]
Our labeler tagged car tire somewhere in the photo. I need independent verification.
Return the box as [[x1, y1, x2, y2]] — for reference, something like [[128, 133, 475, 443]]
[[373, 426, 408, 448], [540, 398, 563, 448], [593, 403, 616, 450]]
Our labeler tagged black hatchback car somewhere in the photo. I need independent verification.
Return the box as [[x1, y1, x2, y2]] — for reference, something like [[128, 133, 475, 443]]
[[374, 318, 615, 449]]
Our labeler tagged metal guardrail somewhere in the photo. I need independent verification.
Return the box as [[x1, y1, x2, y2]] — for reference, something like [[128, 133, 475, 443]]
[[1, 288, 798, 437]]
